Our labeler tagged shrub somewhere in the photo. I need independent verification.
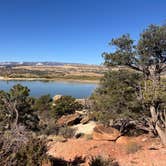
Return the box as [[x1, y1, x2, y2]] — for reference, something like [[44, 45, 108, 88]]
[[75, 133, 84, 139], [85, 134, 93, 140], [52, 96, 83, 117], [14, 137, 48, 166], [33, 94, 52, 113], [58, 126, 76, 138], [89, 111, 112, 125], [49, 156, 85, 166], [38, 120, 59, 136], [0, 126, 47, 166], [0, 84, 39, 131], [90, 71, 146, 123], [89, 156, 119, 166], [33, 95, 54, 133]]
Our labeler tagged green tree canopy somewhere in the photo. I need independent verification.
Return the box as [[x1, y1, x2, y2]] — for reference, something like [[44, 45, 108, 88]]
[[103, 25, 166, 80], [102, 24, 166, 145], [91, 71, 145, 121], [0, 84, 39, 131], [53, 96, 83, 117]]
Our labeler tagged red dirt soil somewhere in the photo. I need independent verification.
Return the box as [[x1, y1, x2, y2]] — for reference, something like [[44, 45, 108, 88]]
[[47, 135, 166, 166]]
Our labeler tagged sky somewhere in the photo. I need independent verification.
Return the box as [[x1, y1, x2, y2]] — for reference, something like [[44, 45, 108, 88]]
[[0, 0, 165, 64]]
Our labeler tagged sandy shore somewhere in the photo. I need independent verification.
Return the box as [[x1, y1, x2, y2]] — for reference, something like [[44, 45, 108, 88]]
[[0, 77, 99, 84]]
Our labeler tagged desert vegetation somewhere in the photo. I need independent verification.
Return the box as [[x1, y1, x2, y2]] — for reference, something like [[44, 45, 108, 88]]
[[0, 23, 166, 165], [0, 84, 84, 165], [0, 64, 106, 82], [101, 24, 166, 145]]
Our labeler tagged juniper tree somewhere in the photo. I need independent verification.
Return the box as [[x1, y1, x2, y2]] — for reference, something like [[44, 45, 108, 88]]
[[0, 84, 39, 131], [103, 24, 166, 145]]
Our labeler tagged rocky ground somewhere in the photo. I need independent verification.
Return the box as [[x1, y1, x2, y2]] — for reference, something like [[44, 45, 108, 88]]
[[47, 135, 166, 166], [44, 97, 166, 166]]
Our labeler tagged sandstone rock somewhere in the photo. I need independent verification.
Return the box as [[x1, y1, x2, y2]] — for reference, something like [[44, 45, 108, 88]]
[[56, 113, 82, 126], [93, 124, 121, 141], [76, 109, 88, 115], [47, 138, 115, 164], [53, 95, 62, 102], [116, 136, 131, 145], [80, 116, 90, 124], [72, 121, 97, 135]]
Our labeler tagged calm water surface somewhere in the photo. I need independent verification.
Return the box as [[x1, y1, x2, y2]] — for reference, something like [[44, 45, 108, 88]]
[[0, 80, 97, 98]]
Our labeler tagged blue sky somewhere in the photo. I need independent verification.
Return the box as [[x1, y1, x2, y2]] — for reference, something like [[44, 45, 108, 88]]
[[0, 0, 165, 64]]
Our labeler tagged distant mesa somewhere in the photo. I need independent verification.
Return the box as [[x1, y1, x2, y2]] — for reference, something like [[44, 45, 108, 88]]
[[0, 62, 97, 67]]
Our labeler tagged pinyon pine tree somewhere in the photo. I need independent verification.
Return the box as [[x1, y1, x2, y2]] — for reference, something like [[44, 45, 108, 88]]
[[103, 24, 166, 145]]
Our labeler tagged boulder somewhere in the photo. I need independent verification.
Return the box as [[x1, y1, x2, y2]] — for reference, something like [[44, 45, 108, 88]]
[[93, 124, 121, 141], [53, 95, 62, 102], [72, 121, 97, 135], [80, 116, 90, 124], [56, 113, 82, 126], [76, 109, 88, 115]]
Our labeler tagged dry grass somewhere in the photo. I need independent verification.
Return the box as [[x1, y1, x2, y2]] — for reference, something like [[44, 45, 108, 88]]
[[5, 65, 107, 81], [125, 142, 142, 154]]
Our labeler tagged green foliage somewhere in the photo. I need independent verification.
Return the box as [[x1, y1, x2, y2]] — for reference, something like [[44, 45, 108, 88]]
[[0, 84, 39, 131], [103, 34, 135, 67], [49, 156, 85, 166], [14, 137, 47, 166], [91, 71, 144, 122], [9, 84, 30, 99], [39, 120, 59, 136], [103, 24, 166, 75], [102, 24, 166, 144], [89, 156, 119, 166], [33, 95, 52, 125], [137, 24, 166, 66], [53, 96, 83, 117], [89, 111, 112, 125], [101, 23, 166, 116], [141, 79, 166, 106], [0, 127, 47, 166], [33, 94, 52, 112], [58, 126, 76, 138]]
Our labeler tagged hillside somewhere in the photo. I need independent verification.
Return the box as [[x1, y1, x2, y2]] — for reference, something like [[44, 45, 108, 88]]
[[0, 62, 107, 82]]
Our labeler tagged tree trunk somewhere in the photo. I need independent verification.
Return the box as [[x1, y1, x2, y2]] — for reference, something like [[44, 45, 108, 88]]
[[150, 105, 158, 122], [149, 105, 158, 136], [156, 122, 166, 146], [146, 68, 166, 145], [14, 106, 19, 128], [150, 105, 166, 146]]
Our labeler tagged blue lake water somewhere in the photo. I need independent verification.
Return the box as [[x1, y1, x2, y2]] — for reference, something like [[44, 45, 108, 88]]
[[0, 80, 97, 98]]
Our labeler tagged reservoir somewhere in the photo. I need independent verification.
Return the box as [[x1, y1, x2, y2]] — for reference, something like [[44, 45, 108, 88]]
[[0, 80, 97, 98]]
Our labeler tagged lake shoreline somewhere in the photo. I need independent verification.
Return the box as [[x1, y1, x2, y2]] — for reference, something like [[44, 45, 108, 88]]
[[0, 77, 99, 84], [0, 79, 97, 98]]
